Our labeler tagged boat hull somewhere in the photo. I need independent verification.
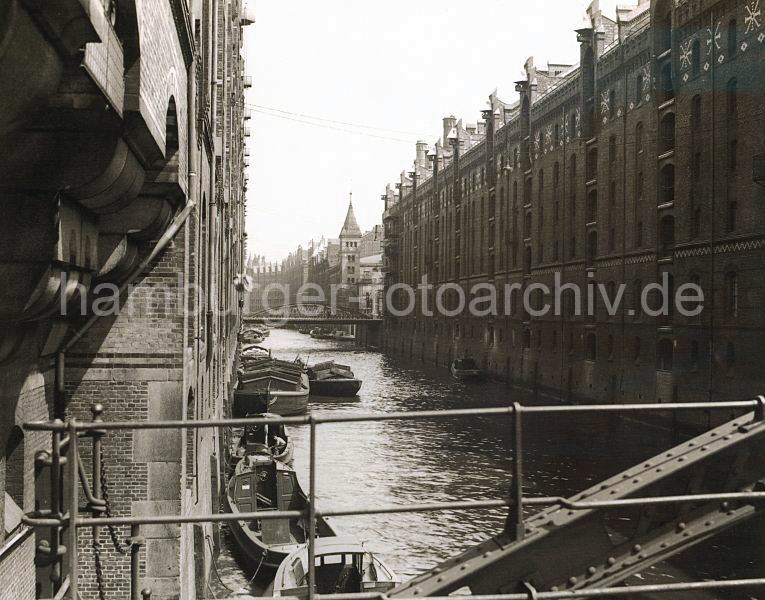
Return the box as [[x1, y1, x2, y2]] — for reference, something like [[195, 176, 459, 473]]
[[234, 388, 308, 416], [309, 378, 362, 397]]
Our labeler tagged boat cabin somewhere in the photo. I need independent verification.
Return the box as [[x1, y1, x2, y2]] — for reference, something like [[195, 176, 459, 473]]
[[274, 537, 398, 597]]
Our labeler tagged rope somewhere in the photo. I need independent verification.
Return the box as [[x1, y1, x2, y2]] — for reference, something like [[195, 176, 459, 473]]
[[247, 551, 267, 585], [206, 535, 234, 594]]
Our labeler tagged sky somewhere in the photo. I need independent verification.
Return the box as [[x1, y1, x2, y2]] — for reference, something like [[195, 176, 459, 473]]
[[242, 0, 622, 261]]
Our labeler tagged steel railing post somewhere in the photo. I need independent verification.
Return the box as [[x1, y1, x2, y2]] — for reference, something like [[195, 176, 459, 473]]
[[131, 524, 145, 600], [68, 419, 79, 600], [50, 424, 63, 591], [91, 404, 105, 541], [308, 416, 317, 600], [506, 403, 525, 540]]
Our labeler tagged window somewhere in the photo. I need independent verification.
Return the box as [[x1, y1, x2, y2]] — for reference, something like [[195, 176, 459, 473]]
[[553, 162, 560, 188], [725, 271, 739, 317], [609, 136, 617, 164], [727, 78, 738, 115], [587, 147, 598, 181], [487, 326, 494, 346], [636, 74, 644, 105], [587, 231, 598, 264], [538, 169, 544, 202], [586, 333, 597, 361], [660, 63, 674, 101], [570, 235, 577, 258], [657, 338, 674, 371], [728, 19, 737, 58], [587, 190, 598, 222], [660, 112, 675, 153], [691, 40, 701, 77], [659, 215, 675, 256], [636, 171, 644, 201], [608, 89, 616, 116], [610, 181, 616, 207], [523, 328, 531, 349], [660, 164, 675, 204], [570, 112, 577, 138], [554, 123, 560, 147]]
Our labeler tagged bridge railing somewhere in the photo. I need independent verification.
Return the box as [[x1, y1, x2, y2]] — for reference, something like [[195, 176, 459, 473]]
[[23, 398, 765, 600]]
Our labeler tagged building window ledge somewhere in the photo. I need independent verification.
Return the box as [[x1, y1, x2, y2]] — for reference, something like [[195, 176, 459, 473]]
[[658, 149, 675, 162], [657, 48, 672, 61], [657, 201, 674, 211], [586, 178, 597, 187], [658, 97, 676, 111], [586, 137, 598, 146]]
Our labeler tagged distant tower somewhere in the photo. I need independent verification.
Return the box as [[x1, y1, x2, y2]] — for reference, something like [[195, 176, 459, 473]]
[[339, 192, 362, 286]]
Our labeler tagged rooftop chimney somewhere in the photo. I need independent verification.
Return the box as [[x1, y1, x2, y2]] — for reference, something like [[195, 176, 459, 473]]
[[442, 115, 457, 148], [415, 140, 429, 171]]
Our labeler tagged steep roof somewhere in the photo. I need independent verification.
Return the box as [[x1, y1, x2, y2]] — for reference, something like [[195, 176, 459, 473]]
[[339, 199, 362, 238]]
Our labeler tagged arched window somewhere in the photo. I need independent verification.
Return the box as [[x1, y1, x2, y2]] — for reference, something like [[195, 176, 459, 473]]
[[524, 245, 532, 275], [166, 97, 179, 157], [660, 112, 675, 153], [660, 63, 674, 102], [570, 112, 577, 138], [727, 78, 738, 115], [587, 230, 598, 264], [554, 123, 560, 147], [727, 200, 738, 232], [728, 19, 737, 58], [609, 135, 617, 164], [659, 215, 675, 256], [660, 164, 675, 204], [691, 40, 701, 77], [725, 271, 739, 317], [636, 74, 644, 104], [587, 147, 598, 181], [587, 189, 598, 222], [586, 333, 597, 361], [655, 0, 672, 53], [523, 327, 531, 349], [553, 162, 560, 188], [635, 122, 644, 154], [657, 338, 674, 371], [608, 89, 616, 115]]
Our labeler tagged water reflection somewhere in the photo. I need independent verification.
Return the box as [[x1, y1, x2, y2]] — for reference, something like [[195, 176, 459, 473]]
[[213, 329, 764, 598]]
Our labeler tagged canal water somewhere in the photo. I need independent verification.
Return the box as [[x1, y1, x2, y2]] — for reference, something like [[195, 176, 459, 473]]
[[212, 328, 764, 599]]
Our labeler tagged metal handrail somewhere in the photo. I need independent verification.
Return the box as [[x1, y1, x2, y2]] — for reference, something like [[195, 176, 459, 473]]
[[23, 399, 762, 432], [22, 397, 765, 600]]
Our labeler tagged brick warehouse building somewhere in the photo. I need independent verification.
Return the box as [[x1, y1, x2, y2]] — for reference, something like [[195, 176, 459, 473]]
[[382, 0, 765, 428], [0, 0, 253, 598]]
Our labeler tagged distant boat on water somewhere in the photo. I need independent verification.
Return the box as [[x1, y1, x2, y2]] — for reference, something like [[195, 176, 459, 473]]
[[307, 361, 362, 397]]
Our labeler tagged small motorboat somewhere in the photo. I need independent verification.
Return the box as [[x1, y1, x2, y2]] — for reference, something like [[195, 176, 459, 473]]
[[268, 536, 400, 597], [228, 413, 294, 470], [226, 456, 336, 570], [310, 328, 333, 340], [332, 330, 356, 342], [450, 358, 482, 381], [236, 355, 310, 416], [298, 327, 311, 335], [307, 361, 362, 397]]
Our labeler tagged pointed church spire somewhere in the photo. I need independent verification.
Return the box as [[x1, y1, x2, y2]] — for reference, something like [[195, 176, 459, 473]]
[[340, 192, 362, 238]]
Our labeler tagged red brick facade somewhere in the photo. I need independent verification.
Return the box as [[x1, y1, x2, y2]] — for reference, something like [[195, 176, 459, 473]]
[[383, 0, 765, 428], [0, 0, 250, 598]]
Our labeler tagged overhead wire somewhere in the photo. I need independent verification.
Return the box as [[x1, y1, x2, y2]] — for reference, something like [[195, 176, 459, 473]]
[[245, 102, 427, 136], [246, 106, 421, 144]]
